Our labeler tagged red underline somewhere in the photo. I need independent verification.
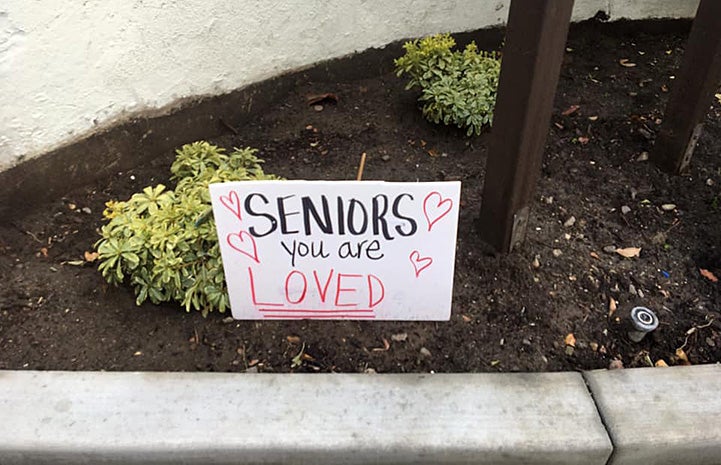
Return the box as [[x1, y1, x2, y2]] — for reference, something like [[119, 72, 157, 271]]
[[259, 308, 375, 313], [262, 314, 376, 319]]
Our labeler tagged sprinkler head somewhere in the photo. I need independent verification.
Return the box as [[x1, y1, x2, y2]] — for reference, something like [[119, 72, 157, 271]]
[[628, 306, 659, 342]]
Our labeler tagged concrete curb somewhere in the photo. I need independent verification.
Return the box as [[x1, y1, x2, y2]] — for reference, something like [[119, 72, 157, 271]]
[[584, 364, 721, 465], [0, 366, 717, 464]]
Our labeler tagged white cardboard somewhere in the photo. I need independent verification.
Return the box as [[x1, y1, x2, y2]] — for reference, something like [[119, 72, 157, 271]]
[[209, 181, 460, 320]]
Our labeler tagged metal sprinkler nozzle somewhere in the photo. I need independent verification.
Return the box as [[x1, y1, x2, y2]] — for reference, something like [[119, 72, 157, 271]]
[[628, 306, 659, 342]]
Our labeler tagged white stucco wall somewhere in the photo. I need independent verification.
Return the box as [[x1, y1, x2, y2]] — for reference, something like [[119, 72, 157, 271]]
[[0, 0, 700, 172]]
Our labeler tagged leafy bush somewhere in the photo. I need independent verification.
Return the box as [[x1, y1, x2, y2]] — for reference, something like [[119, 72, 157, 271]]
[[96, 141, 280, 316], [395, 33, 501, 136]]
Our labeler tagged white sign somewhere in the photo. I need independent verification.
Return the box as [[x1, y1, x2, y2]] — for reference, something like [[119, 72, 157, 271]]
[[210, 180, 460, 320]]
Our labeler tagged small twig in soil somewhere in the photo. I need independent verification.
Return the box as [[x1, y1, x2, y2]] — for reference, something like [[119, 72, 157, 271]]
[[219, 118, 239, 135], [24, 230, 44, 244], [665, 217, 682, 233], [356, 152, 367, 181]]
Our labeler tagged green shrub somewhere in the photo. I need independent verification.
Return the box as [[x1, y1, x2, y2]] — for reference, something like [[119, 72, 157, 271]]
[[395, 33, 501, 136], [96, 141, 280, 316]]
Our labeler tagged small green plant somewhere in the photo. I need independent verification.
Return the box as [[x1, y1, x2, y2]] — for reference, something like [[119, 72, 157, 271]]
[[96, 141, 280, 316], [395, 33, 501, 136]]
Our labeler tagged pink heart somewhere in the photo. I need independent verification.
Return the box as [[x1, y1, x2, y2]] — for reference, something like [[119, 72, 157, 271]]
[[227, 230, 260, 263], [423, 191, 453, 232], [220, 191, 242, 221], [409, 250, 432, 278]]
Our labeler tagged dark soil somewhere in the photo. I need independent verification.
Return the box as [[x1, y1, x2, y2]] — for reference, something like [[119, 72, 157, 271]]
[[2, 20, 721, 373]]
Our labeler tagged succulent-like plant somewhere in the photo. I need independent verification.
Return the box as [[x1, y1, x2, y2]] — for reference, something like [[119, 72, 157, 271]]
[[395, 33, 500, 136], [96, 141, 280, 316]]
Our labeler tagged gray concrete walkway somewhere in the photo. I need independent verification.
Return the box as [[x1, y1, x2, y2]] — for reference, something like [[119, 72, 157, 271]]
[[0, 366, 718, 464]]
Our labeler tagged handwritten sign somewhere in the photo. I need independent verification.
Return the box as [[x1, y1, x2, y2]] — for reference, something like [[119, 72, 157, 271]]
[[210, 181, 460, 320]]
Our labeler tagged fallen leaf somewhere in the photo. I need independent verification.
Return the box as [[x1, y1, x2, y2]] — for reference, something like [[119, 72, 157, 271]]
[[427, 148, 439, 157], [286, 335, 301, 344], [291, 343, 306, 368], [608, 297, 617, 317], [562, 104, 580, 116], [619, 58, 637, 67], [306, 93, 338, 106], [700, 268, 718, 283], [84, 251, 99, 262], [675, 348, 690, 365], [616, 247, 641, 258], [564, 333, 576, 347]]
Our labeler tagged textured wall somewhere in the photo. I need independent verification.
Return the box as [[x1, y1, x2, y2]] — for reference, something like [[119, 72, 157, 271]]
[[0, 0, 699, 171]]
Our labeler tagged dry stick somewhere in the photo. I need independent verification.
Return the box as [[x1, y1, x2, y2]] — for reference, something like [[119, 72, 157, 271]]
[[356, 152, 367, 181]]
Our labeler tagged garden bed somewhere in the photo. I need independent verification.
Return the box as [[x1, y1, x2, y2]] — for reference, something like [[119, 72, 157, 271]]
[[1, 19, 720, 373]]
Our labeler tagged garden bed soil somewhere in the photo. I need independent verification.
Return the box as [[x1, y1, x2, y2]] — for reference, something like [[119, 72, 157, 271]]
[[2, 19, 721, 373]]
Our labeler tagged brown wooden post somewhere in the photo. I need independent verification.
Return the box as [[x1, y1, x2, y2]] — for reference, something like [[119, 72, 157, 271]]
[[479, 0, 574, 252], [652, 0, 721, 174]]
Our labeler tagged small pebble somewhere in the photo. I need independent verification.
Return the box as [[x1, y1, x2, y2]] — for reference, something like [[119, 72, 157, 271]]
[[313, 104, 324, 112], [707, 337, 716, 347], [589, 342, 599, 352], [545, 196, 554, 204], [609, 359, 624, 370], [603, 245, 617, 253], [222, 316, 235, 324], [552, 249, 563, 257], [661, 203, 676, 211], [532, 256, 541, 269], [636, 151, 649, 162], [629, 284, 638, 296], [419, 347, 432, 358], [706, 178, 714, 186], [522, 338, 531, 346], [381, 155, 391, 162], [563, 216, 576, 228], [81, 207, 92, 214], [565, 346, 575, 356], [391, 333, 408, 342], [621, 205, 631, 215]]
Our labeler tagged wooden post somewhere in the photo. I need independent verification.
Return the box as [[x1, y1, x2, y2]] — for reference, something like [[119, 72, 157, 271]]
[[479, 0, 574, 252], [652, 0, 721, 174]]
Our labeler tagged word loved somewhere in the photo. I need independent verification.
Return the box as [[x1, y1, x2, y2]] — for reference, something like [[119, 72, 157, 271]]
[[247, 267, 384, 319]]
